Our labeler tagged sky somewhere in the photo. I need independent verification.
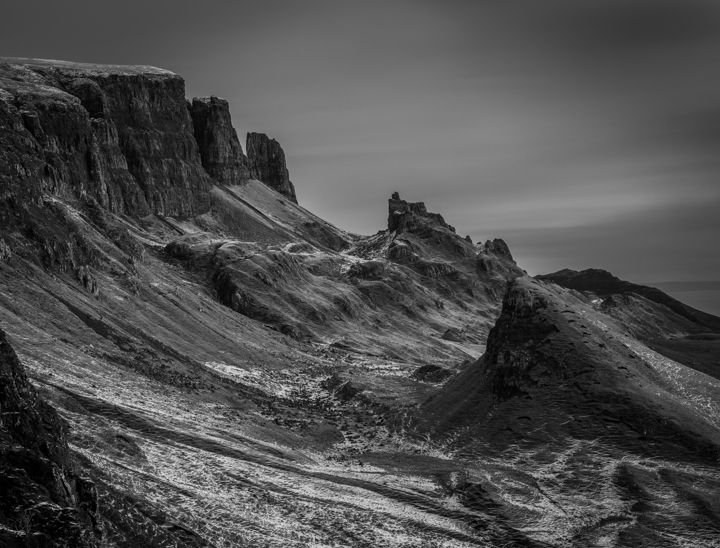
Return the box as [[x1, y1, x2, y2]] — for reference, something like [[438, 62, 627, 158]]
[[2, 0, 720, 283]]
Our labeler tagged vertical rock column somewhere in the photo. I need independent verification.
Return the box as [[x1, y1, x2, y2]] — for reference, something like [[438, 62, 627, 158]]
[[189, 96, 252, 185], [246, 132, 297, 203]]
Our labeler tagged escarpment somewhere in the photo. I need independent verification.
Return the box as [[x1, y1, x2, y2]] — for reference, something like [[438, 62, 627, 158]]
[[246, 132, 297, 203], [189, 95, 252, 185], [0, 329, 102, 546], [0, 58, 214, 217]]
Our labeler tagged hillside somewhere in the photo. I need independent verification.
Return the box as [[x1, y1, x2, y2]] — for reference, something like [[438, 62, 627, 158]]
[[1, 57, 719, 547]]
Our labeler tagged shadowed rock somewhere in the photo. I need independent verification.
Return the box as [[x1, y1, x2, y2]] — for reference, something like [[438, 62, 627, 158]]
[[189, 96, 252, 185], [246, 132, 297, 203], [388, 192, 454, 234], [0, 329, 102, 546]]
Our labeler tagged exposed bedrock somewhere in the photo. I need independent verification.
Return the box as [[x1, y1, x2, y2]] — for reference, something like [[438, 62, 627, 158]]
[[189, 96, 252, 186], [246, 132, 297, 203], [0, 58, 214, 218], [0, 329, 102, 546]]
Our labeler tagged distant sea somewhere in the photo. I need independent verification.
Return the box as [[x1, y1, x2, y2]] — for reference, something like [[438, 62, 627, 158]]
[[644, 282, 720, 318]]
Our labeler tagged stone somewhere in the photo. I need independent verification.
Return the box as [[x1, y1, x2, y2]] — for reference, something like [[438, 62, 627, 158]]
[[441, 327, 465, 342], [189, 96, 252, 185], [480, 238, 514, 262], [411, 364, 453, 383], [246, 132, 297, 203]]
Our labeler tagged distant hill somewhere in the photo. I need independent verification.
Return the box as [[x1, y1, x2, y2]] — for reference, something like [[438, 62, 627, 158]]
[[537, 268, 720, 333], [644, 281, 720, 292]]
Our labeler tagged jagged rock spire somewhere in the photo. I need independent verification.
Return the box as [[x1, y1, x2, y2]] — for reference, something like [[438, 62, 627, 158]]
[[246, 132, 297, 203]]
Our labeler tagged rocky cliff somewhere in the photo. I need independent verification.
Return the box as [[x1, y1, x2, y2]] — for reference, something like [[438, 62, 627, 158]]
[[189, 95, 252, 186], [0, 329, 101, 547], [246, 132, 297, 203], [0, 58, 214, 217]]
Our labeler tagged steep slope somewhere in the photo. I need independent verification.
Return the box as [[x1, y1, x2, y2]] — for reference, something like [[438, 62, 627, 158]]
[[0, 57, 535, 547], [538, 268, 720, 381], [421, 278, 720, 546]]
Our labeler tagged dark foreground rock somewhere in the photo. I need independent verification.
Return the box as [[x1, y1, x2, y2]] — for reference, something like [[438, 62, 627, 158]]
[[0, 329, 102, 547]]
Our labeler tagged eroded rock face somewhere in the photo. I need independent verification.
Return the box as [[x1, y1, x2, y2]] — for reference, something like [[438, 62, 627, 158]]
[[189, 96, 252, 186], [0, 329, 102, 546], [246, 132, 297, 203], [388, 193, 454, 234], [0, 58, 213, 217]]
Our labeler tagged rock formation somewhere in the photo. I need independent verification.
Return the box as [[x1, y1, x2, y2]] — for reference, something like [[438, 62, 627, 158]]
[[0, 58, 213, 218], [246, 132, 297, 203], [0, 329, 102, 546], [387, 192, 455, 233], [189, 96, 252, 185]]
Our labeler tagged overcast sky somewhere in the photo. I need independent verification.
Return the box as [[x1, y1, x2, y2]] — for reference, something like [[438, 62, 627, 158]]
[[2, 0, 719, 282]]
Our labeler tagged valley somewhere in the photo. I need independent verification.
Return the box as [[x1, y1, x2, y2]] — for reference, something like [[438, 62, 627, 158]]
[[1, 57, 719, 548]]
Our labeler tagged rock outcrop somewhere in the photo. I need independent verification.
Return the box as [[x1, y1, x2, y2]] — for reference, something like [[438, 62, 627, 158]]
[[189, 96, 252, 185], [246, 132, 297, 203], [0, 58, 213, 218], [0, 329, 102, 546], [387, 192, 454, 233]]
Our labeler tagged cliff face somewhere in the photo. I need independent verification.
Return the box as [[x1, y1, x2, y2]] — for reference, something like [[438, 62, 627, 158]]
[[246, 132, 297, 203], [189, 96, 252, 186], [0, 58, 213, 218], [0, 329, 101, 546]]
